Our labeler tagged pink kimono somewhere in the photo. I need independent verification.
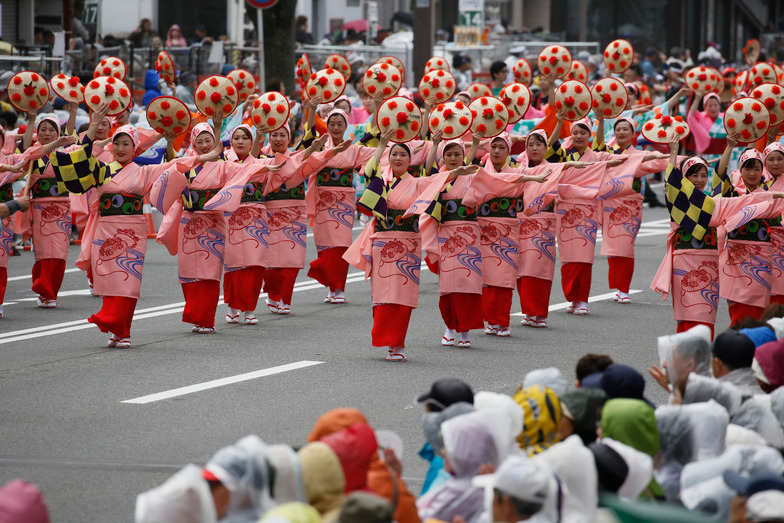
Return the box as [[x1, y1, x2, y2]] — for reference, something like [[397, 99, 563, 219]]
[[768, 175, 784, 302], [306, 144, 376, 294], [0, 147, 41, 274], [344, 158, 448, 349], [153, 158, 269, 328], [652, 191, 773, 334], [412, 168, 484, 333], [461, 160, 525, 329]]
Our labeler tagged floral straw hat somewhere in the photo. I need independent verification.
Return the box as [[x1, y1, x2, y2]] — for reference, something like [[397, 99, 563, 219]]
[[724, 96, 771, 142], [499, 82, 531, 124], [641, 113, 691, 144], [424, 56, 451, 74], [324, 54, 352, 80], [734, 70, 750, 96], [376, 96, 422, 143], [147, 96, 192, 136], [751, 83, 784, 126], [466, 82, 493, 100], [567, 60, 589, 83], [591, 77, 627, 118], [709, 67, 725, 94], [84, 76, 132, 116], [374, 56, 406, 83], [195, 75, 239, 118], [250, 91, 290, 132], [155, 51, 176, 84], [512, 58, 533, 86], [93, 56, 127, 80], [554, 80, 592, 121], [603, 39, 634, 74], [227, 69, 257, 102], [363, 62, 402, 100], [685, 65, 721, 94], [749, 63, 779, 89], [296, 53, 313, 88], [49, 73, 84, 103], [305, 67, 347, 103], [743, 39, 761, 65], [468, 96, 509, 138], [538, 44, 572, 79], [428, 101, 472, 139], [419, 70, 456, 103], [8, 72, 49, 113]]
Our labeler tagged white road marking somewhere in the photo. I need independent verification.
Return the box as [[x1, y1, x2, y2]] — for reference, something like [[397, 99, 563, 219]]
[[6, 268, 81, 282], [511, 290, 643, 316], [121, 360, 324, 404]]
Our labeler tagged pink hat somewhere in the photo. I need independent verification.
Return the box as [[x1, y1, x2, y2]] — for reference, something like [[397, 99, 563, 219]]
[[739, 148, 764, 168], [326, 107, 349, 125], [614, 116, 636, 132], [36, 115, 61, 136], [332, 95, 352, 111], [190, 122, 215, 144], [527, 128, 549, 146], [682, 156, 708, 175], [572, 115, 593, 132], [0, 480, 50, 523], [764, 141, 784, 159], [702, 92, 721, 106], [231, 124, 254, 140], [438, 138, 466, 159], [113, 124, 140, 150], [491, 132, 512, 151]]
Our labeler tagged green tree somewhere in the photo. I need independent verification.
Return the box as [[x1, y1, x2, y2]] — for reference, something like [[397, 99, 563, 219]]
[[247, 1, 297, 93]]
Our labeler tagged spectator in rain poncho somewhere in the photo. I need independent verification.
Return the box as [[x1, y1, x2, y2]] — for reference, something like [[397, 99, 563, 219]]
[[202, 435, 274, 522], [740, 326, 777, 348], [712, 329, 764, 396], [600, 398, 663, 499], [681, 373, 784, 447], [259, 502, 322, 523], [336, 492, 394, 523], [534, 435, 598, 522], [513, 385, 562, 456], [772, 387, 784, 433], [319, 423, 377, 494], [589, 442, 629, 494], [135, 464, 218, 523], [296, 442, 345, 520], [651, 325, 712, 395], [473, 391, 524, 457], [306, 408, 420, 523], [480, 455, 563, 523], [265, 445, 307, 504], [600, 365, 652, 405], [522, 367, 569, 397], [679, 445, 784, 521], [557, 388, 607, 445], [417, 410, 505, 523], [654, 401, 729, 501], [753, 339, 784, 393], [142, 70, 162, 107], [420, 401, 475, 495], [598, 438, 654, 500]]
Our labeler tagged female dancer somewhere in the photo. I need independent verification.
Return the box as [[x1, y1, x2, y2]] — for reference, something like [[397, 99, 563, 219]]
[[651, 136, 784, 337], [687, 92, 727, 157], [49, 103, 199, 347], [304, 103, 376, 305], [763, 141, 784, 305], [711, 137, 775, 324], [417, 131, 484, 348], [152, 118, 286, 333], [594, 116, 670, 303], [546, 114, 627, 315], [344, 127, 478, 361], [18, 112, 71, 307]]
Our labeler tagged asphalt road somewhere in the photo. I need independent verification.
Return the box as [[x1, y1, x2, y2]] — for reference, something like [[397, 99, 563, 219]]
[[0, 194, 734, 522]]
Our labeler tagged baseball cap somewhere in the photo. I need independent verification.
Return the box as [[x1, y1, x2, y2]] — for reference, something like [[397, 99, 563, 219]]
[[723, 471, 784, 496], [417, 378, 474, 410], [337, 492, 394, 523], [746, 490, 784, 522], [473, 455, 553, 506]]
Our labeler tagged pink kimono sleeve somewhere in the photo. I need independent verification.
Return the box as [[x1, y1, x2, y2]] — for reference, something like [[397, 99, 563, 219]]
[[712, 192, 774, 227], [262, 153, 306, 193], [461, 168, 525, 207], [140, 156, 200, 194], [150, 156, 201, 213], [687, 111, 712, 154]]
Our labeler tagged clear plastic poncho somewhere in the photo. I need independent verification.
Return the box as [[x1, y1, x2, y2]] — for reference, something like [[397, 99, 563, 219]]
[[601, 437, 654, 500], [203, 434, 274, 522], [421, 401, 474, 455], [523, 367, 570, 397], [657, 325, 712, 387], [654, 401, 729, 501], [135, 464, 217, 523], [679, 444, 784, 520]]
